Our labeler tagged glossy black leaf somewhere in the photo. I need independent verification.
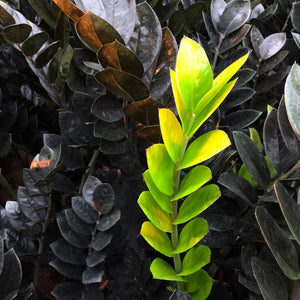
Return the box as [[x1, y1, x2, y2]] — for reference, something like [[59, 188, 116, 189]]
[[275, 181, 300, 245], [238, 273, 260, 294], [1, 23, 31, 43], [220, 24, 251, 53], [2, 228, 36, 256], [21, 32, 48, 56], [250, 26, 264, 57], [152, 0, 180, 24], [94, 119, 127, 141], [86, 250, 106, 268], [17, 187, 46, 224], [233, 131, 270, 188], [216, 48, 249, 76], [222, 88, 255, 109], [210, 0, 227, 32], [241, 245, 257, 279], [133, 2, 162, 84], [51, 282, 82, 300], [263, 109, 296, 173], [43, 134, 84, 171], [256, 70, 287, 94], [35, 40, 62, 68], [57, 216, 90, 249], [101, 0, 136, 45], [278, 98, 300, 158], [150, 27, 177, 103], [82, 266, 104, 284], [218, 172, 256, 204], [258, 50, 289, 75], [91, 94, 123, 123], [200, 230, 234, 248], [59, 111, 97, 145], [92, 183, 115, 214], [50, 239, 86, 265], [124, 98, 164, 125], [72, 92, 95, 115], [252, 257, 288, 300], [258, 3, 278, 21], [82, 175, 102, 207], [255, 206, 300, 280], [291, 2, 300, 32], [259, 33, 286, 61], [98, 40, 144, 78], [65, 209, 93, 237], [81, 285, 104, 300], [202, 212, 242, 232], [50, 259, 83, 280], [5, 201, 28, 231], [203, 11, 219, 48], [91, 231, 113, 251], [100, 138, 130, 155], [0, 248, 21, 299], [0, 133, 11, 157], [97, 209, 121, 231], [225, 110, 262, 130], [168, 3, 204, 38], [94, 68, 149, 102], [168, 9, 186, 38], [219, 0, 251, 36]]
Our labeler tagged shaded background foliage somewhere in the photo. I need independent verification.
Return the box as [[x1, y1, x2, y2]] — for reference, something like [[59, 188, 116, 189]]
[[0, 0, 299, 299]]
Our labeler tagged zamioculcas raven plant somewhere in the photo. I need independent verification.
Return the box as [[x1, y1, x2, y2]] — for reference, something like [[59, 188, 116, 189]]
[[138, 36, 248, 299]]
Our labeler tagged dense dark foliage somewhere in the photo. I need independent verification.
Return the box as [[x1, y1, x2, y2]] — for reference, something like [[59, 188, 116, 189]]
[[0, 0, 299, 299]]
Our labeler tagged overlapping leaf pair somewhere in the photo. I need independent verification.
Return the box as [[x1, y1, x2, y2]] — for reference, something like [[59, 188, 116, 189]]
[[138, 37, 248, 299]]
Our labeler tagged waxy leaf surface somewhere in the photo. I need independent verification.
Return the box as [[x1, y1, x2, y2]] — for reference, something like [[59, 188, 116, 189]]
[[147, 144, 175, 196], [141, 221, 173, 257], [159, 108, 183, 163], [176, 37, 213, 112], [173, 218, 208, 254], [150, 258, 186, 282], [172, 165, 211, 201], [174, 184, 220, 224], [138, 191, 172, 232], [179, 246, 211, 276], [180, 130, 230, 169], [143, 170, 171, 213]]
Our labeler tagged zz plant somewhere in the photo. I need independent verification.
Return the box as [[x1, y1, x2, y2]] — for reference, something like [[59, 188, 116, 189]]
[[138, 36, 248, 298]]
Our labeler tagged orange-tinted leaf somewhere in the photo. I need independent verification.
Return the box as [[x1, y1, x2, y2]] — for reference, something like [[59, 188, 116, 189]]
[[53, 0, 84, 22], [95, 68, 149, 101], [124, 98, 164, 125], [98, 40, 144, 78], [137, 125, 162, 143]]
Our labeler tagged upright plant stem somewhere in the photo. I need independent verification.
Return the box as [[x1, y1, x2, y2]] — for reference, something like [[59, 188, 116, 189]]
[[33, 189, 53, 289], [171, 137, 189, 291], [212, 34, 225, 71], [78, 146, 101, 194]]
